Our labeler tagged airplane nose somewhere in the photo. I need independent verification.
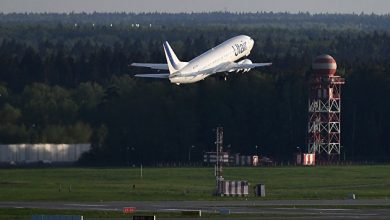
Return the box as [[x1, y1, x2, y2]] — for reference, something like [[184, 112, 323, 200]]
[[249, 38, 254, 49]]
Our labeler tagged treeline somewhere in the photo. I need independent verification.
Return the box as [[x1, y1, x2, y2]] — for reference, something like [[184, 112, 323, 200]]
[[1, 12, 390, 31], [0, 13, 389, 164]]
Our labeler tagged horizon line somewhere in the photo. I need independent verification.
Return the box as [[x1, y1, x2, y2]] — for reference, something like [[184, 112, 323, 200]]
[[1, 11, 389, 16]]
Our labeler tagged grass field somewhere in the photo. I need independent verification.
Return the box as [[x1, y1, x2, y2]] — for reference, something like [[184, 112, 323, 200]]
[[0, 165, 390, 201]]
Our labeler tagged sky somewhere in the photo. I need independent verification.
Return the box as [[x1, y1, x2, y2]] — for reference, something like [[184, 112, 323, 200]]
[[0, 0, 389, 14]]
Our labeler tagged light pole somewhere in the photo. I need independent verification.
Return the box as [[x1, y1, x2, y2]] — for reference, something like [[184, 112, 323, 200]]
[[188, 145, 196, 162], [226, 144, 231, 152], [128, 147, 135, 167], [127, 146, 130, 167], [255, 145, 259, 156]]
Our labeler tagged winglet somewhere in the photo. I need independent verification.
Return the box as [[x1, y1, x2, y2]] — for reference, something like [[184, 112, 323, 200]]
[[163, 41, 185, 74]]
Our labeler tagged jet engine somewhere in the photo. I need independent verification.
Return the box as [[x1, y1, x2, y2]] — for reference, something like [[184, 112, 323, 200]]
[[237, 59, 253, 73]]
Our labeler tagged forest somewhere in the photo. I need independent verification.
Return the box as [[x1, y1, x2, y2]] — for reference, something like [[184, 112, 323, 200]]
[[0, 12, 389, 165]]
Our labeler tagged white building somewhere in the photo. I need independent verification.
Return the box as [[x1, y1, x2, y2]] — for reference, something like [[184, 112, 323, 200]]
[[0, 143, 90, 164]]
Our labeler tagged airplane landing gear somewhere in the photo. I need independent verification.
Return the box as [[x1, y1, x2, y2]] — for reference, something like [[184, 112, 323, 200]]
[[219, 73, 229, 81]]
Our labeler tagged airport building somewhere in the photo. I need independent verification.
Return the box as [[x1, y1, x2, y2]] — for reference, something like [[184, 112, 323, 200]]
[[203, 152, 266, 166], [0, 143, 90, 165]]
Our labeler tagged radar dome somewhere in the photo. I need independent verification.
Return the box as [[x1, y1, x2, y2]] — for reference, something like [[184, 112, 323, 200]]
[[312, 54, 337, 76]]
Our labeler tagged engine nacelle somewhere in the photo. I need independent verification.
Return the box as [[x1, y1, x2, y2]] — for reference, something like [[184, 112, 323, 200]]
[[237, 59, 253, 73]]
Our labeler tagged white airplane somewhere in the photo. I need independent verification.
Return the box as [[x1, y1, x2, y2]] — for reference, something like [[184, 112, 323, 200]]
[[132, 35, 271, 85]]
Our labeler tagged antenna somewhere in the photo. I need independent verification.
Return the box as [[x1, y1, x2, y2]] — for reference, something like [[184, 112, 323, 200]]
[[215, 126, 224, 194]]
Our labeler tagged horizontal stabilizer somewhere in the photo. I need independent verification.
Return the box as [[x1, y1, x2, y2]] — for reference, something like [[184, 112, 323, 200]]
[[131, 63, 169, 70], [134, 73, 170, 78]]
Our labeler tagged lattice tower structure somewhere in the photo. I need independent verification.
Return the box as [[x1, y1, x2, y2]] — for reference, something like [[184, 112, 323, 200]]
[[308, 55, 345, 158], [215, 126, 223, 179]]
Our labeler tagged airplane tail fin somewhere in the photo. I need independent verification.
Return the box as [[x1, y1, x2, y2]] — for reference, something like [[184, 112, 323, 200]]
[[163, 41, 186, 74]]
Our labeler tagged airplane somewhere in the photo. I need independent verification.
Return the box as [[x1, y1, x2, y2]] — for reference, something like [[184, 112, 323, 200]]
[[131, 35, 271, 85]]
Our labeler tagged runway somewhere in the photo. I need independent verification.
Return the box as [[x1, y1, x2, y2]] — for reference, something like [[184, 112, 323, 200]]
[[1, 199, 390, 219]]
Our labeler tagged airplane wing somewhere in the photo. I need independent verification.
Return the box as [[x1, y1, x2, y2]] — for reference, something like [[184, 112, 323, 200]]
[[131, 63, 169, 70], [228, 62, 272, 71], [134, 73, 170, 78], [218, 62, 272, 72], [208, 61, 272, 75]]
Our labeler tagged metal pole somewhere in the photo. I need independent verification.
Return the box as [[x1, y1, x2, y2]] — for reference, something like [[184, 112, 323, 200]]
[[140, 164, 143, 179], [215, 126, 224, 195], [127, 146, 130, 167], [188, 145, 195, 162]]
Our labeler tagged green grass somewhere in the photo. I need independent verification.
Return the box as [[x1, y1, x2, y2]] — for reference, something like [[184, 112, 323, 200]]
[[0, 208, 225, 220], [0, 165, 390, 201], [250, 205, 390, 209], [0, 208, 312, 220], [0, 208, 126, 220]]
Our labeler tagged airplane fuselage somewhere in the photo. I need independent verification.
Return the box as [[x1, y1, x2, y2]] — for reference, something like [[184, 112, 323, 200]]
[[169, 35, 254, 84]]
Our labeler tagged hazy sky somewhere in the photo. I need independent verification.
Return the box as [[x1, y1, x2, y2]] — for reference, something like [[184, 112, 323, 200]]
[[1, 0, 390, 14]]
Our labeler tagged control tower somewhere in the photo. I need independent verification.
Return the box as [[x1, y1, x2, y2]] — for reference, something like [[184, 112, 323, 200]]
[[308, 55, 345, 160]]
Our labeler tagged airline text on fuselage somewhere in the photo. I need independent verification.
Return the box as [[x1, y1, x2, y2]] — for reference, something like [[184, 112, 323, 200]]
[[232, 42, 247, 56]]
